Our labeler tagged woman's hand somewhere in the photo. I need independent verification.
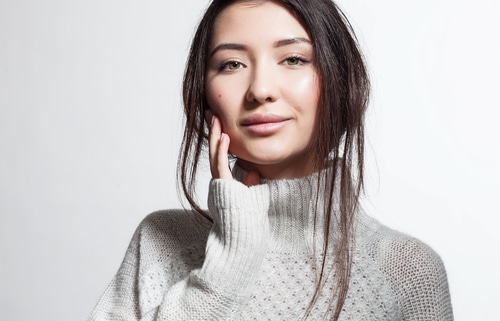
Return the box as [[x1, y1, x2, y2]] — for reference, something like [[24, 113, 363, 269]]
[[206, 110, 260, 186], [207, 111, 233, 180]]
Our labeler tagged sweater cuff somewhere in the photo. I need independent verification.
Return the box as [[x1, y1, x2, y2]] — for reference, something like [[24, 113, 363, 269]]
[[199, 179, 270, 294]]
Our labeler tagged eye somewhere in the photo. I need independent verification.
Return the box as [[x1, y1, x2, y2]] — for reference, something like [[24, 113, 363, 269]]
[[220, 61, 243, 71], [286, 56, 301, 66]]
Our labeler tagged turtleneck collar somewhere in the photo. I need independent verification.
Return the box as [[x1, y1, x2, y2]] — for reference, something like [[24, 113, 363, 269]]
[[230, 161, 378, 255], [231, 162, 336, 254]]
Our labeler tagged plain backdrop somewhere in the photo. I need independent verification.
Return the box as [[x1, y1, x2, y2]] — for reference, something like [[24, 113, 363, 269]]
[[1, 0, 499, 320]]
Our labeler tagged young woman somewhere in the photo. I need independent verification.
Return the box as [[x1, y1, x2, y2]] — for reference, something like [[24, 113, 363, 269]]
[[89, 0, 453, 320]]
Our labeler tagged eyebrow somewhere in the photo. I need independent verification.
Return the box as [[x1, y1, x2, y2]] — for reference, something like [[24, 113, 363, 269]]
[[274, 37, 311, 48], [209, 43, 247, 57], [209, 37, 312, 57]]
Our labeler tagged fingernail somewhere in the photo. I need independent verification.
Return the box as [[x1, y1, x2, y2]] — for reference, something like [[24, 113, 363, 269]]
[[210, 115, 215, 128]]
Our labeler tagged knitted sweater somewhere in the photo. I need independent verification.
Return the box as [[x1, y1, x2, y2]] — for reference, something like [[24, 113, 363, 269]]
[[88, 167, 453, 320]]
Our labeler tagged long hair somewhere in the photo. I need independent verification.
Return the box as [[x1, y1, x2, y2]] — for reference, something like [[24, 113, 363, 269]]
[[177, 0, 370, 319]]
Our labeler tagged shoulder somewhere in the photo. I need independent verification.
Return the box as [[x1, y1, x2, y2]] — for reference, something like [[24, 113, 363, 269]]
[[135, 209, 212, 247], [98, 210, 213, 318], [130, 209, 212, 284], [356, 213, 453, 319], [359, 217, 447, 282], [137, 209, 211, 234]]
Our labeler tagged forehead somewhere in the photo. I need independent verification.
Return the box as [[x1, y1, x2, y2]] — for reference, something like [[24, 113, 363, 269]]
[[210, 1, 310, 46]]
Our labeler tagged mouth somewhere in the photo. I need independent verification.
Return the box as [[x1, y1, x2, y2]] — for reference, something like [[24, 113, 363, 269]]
[[240, 113, 291, 135]]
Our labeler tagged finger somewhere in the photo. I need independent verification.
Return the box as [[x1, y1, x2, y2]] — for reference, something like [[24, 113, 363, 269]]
[[217, 132, 233, 179], [208, 114, 219, 178], [208, 116, 232, 179], [243, 171, 261, 187]]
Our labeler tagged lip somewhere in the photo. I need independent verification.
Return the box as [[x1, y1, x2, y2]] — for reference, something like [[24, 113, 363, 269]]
[[240, 113, 291, 136]]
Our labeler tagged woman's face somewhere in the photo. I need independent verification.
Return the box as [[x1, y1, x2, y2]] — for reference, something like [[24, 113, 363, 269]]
[[205, 1, 320, 179]]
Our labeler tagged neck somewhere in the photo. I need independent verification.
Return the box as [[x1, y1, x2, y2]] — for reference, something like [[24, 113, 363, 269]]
[[235, 158, 317, 180]]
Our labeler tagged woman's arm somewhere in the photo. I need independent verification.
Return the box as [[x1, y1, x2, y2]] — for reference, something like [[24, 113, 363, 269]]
[[88, 179, 270, 321], [89, 116, 269, 320], [156, 179, 270, 320]]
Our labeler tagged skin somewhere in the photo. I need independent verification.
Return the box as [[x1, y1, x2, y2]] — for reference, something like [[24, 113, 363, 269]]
[[206, 1, 320, 183]]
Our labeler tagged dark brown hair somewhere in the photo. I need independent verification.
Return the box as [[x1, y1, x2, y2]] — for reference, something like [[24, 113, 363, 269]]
[[178, 0, 369, 319]]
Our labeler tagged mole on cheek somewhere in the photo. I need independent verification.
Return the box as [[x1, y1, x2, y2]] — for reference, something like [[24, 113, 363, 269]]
[[218, 94, 222, 98]]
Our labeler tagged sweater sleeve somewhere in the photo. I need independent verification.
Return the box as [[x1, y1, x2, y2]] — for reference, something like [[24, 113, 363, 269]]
[[87, 225, 142, 321], [88, 178, 270, 321], [156, 179, 270, 320], [376, 232, 454, 321]]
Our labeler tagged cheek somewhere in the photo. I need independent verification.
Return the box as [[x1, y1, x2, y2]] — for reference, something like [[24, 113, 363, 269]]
[[206, 79, 243, 122], [206, 79, 230, 111], [287, 72, 320, 113], [287, 68, 319, 94], [205, 87, 235, 133], [206, 93, 227, 119], [205, 82, 220, 110]]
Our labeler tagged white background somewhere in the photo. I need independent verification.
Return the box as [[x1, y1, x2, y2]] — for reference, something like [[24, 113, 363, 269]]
[[1, 0, 498, 320]]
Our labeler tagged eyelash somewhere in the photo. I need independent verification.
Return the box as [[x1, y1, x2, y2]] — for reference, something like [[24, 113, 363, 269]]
[[218, 61, 244, 72], [283, 55, 309, 66], [217, 55, 310, 72]]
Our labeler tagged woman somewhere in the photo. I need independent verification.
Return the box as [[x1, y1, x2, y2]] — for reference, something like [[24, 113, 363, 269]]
[[89, 0, 453, 320]]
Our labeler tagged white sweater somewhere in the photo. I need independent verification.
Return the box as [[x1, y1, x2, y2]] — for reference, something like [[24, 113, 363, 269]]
[[88, 168, 453, 320]]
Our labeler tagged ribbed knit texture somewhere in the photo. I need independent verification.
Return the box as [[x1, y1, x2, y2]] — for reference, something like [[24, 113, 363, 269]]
[[88, 167, 453, 321]]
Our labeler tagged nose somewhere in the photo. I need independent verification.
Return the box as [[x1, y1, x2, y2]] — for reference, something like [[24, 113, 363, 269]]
[[245, 63, 279, 104]]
